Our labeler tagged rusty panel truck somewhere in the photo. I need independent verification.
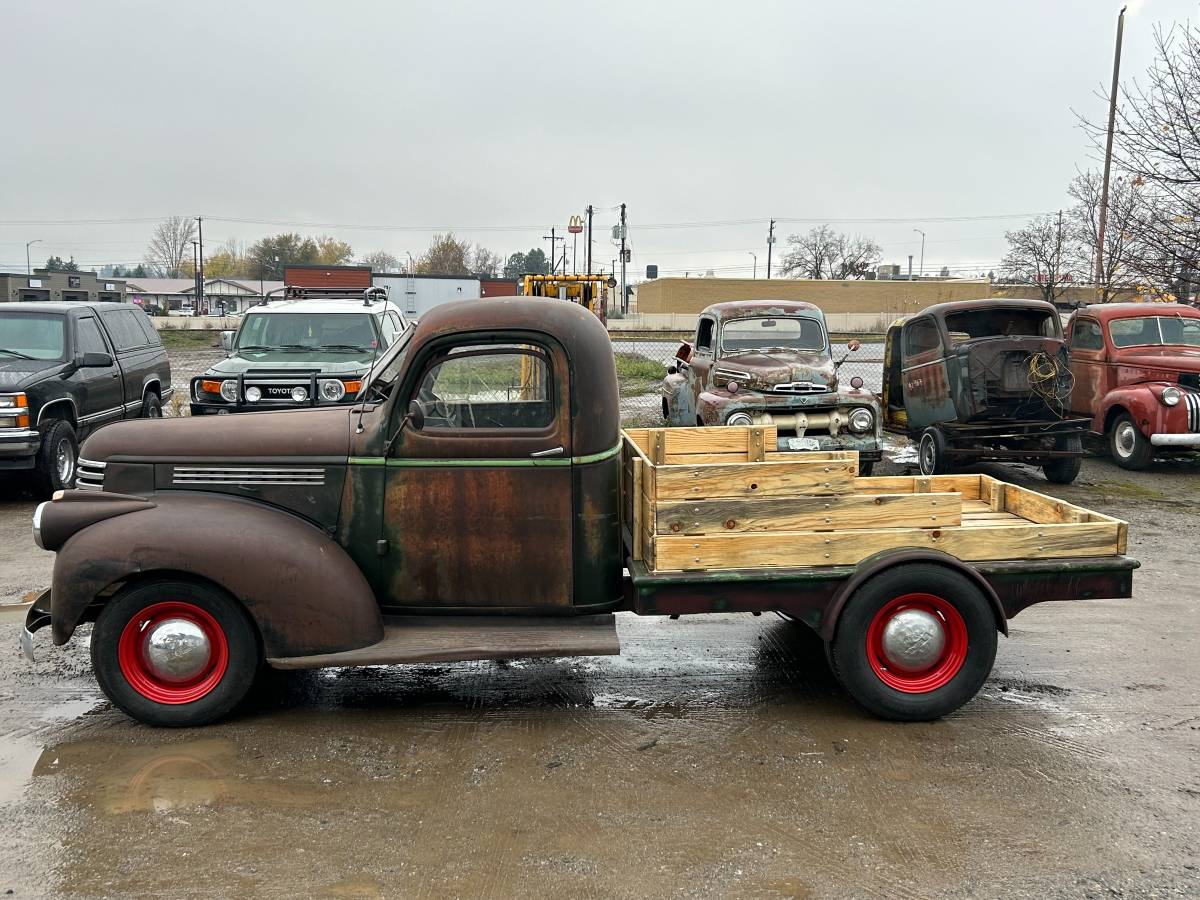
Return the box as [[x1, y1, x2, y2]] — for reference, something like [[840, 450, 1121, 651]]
[[23, 298, 1136, 726]]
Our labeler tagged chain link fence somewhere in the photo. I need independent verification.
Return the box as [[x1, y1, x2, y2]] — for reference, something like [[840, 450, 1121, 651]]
[[161, 333, 886, 427]]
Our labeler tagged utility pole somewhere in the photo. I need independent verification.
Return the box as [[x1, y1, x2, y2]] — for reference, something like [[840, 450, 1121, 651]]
[[907, 255, 913, 281], [749, 251, 757, 279], [1056, 208, 1065, 299], [913, 228, 926, 279], [196, 215, 204, 316], [619, 203, 627, 314], [543, 227, 563, 275], [585, 205, 594, 275], [25, 239, 41, 275], [766, 219, 776, 279], [191, 241, 201, 311], [1096, 5, 1128, 300]]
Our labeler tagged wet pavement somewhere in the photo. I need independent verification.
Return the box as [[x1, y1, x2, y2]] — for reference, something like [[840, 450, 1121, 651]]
[[1, 457, 1198, 898]]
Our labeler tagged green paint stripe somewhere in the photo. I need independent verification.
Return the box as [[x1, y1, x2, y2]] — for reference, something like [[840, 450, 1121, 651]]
[[347, 442, 621, 468]]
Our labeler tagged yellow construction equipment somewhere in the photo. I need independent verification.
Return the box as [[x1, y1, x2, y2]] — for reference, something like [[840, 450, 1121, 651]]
[[522, 273, 610, 323]]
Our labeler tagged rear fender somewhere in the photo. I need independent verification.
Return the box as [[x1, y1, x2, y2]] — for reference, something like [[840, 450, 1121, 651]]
[[49, 492, 383, 657], [818, 548, 1007, 641]]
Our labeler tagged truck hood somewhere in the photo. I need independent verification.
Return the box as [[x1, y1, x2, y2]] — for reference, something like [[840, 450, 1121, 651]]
[[1113, 346, 1200, 373], [206, 350, 376, 377], [715, 351, 837, 390], [81, 406, 353, 463], [0, 357, 67, 390]]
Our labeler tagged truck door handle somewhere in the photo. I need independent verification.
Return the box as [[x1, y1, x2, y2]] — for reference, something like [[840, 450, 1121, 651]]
[[530, 446, 564, 458]]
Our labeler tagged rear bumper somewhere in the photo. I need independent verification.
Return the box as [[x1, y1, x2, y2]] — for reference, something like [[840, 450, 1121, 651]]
[[1149, 432, 1200, 448], [0, 428, 40, 468]]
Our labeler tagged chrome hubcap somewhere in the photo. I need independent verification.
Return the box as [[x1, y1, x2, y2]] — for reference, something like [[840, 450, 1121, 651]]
[[56, 439, 75, 483], [141, 618, 212, 683], [880, 609, 946, 673], [1115, 423, 1136, 457]]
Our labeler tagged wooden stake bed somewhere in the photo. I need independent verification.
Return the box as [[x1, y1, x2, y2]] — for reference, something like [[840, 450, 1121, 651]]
[[621, 426, 1127, 573]]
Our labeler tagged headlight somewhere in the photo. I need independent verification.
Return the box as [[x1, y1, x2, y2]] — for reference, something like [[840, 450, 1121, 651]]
[[32, 501, 47, 550], [245, 386, 262, 403], [727, 412, 754, 426], [290, 386, 308, 403], [219, 379, 239, 402], [319, 379, 346, 402], [0, 393, 28, 409], [1161, 386, 1181, 406], [848, 407, 874, 434]]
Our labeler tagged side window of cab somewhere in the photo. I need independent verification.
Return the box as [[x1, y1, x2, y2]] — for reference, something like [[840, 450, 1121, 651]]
[[903, 317, 941, 360], [695, 318, 715, 354], [1071, 318, 1105, 352], [411, 343, 555, 432]]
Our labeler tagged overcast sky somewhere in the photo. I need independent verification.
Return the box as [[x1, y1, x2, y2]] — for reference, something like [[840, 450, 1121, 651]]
[[1, 0, 1196, 281]]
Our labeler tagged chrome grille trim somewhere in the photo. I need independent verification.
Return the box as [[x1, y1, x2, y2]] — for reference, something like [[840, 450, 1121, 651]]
[[770, 382, 828, 394], [170, 465, 325, 486], [1185, 388, 1200, 433], [76, 458, 107, 491]]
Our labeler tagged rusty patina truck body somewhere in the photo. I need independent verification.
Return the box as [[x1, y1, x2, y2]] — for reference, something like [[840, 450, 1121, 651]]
[[662, 301, 881, 473], [24, 298, 1135, 727], [883, 299, 1089, 483]]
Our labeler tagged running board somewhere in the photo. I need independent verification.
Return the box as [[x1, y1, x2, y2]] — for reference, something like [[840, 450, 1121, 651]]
[[266, 614, 621, 670]]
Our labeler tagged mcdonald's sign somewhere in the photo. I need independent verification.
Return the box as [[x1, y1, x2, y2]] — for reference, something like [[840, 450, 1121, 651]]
[[567, 215, 584, 234]]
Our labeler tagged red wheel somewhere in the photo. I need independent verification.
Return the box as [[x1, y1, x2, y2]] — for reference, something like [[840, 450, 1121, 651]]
[[828, 564, 998, 721], [93, 579, 259, 726], [864, 593, 968, 693], [117, 601, 230, 704]]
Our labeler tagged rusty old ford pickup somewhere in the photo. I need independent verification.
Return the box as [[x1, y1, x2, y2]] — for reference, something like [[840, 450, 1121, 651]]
[[23, 298, 1137, 727]]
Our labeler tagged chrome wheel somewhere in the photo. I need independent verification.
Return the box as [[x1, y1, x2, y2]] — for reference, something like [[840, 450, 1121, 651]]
[[56, 438, 75, 484], [142, 618, 213, 684]]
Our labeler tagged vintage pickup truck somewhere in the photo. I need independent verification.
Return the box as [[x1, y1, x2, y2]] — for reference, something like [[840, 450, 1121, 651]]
[[23, 298, 1136, 727]]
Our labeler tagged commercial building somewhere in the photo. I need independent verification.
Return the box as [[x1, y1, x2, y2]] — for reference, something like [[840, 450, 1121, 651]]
[[284, 265, 372, 291], [0, 270, 126, 304], [371, 273, 480, 318], [125, 278, 285, 315]]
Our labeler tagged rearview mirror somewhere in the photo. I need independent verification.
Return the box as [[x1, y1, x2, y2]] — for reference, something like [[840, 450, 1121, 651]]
[[407, 398, 426, 431], [80, 352, 112, 368], [220, 331, 234, 351]]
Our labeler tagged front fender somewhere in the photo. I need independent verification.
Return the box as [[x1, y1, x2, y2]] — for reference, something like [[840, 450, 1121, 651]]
[[49, 492, 383, 657], [1099, 385, 1174, 436]]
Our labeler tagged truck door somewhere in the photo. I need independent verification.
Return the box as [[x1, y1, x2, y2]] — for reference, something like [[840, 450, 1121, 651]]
[[900, 316, 954, 429], [1067, 316, 1106, 419], [380, 337, 574, 611], [70, 314, 124, 431]]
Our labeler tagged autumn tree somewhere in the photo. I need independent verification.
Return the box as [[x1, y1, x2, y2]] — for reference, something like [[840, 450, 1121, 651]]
[[144, 216, 197, 277], [313, 236, 354, 266], [360, 250, 401, 273], [415, 233, 472, 276], [780, 225, 881, 279], [244, 233, 356, 279], [470, 245, 503, 278]]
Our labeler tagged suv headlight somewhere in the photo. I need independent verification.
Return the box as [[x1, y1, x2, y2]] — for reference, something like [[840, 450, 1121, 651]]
[[848, 407, 874, 434], [319, 379, 346, 402], [219, 379, 239, 402], [0, 392, 29, 429], [1161, 386, 1182, 406]]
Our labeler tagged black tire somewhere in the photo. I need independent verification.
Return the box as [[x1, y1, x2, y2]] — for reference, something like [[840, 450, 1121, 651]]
[[1042, 434, 1083, 484], [1108, 412, 1153, 470], [141, 391, 163, 418], [32, 418, 78, 496], [91, 578, 261, 727], [829, 563, 999, 721], [858, 459, 875, 477], [917, 426, 949, 475]]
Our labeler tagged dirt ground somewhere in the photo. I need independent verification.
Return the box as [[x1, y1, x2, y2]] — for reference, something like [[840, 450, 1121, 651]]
[[0, 454, 1197, 899]]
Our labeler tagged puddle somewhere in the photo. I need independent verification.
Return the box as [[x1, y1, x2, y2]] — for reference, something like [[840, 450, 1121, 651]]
[[0, 733, 45, 806]]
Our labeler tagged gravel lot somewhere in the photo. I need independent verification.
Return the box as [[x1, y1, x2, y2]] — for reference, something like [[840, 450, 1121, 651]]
[[1, 446, 1197, 897]]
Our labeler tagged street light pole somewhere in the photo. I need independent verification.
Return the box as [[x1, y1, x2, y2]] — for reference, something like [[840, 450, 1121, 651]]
[[25, 239, 42, 275], [766, 219, 776, 279], [749, 251, 758, 279], [913, 229, 926, 279], [1096, 5, 1128, 300]]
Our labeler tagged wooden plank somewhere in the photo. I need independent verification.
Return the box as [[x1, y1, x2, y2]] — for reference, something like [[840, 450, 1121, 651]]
[[631, 456, 644, 560], [654, 459, 858, 500], [656, 492, 962, 535], [623, 428, 650, 456], [853, 474, 983, 500], [658, 425, 779, 456], [653, 521, 1122, 570], [1002, 483, 1091, 525], [647, 430, 665, 465], [269, 614, 621, 669]]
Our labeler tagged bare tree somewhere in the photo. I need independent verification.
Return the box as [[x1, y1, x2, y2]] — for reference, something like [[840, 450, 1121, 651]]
[[361, 250, 400, 273], [780, 225, 881, 279], [144, 216, 197, 277], [1067, 171, 1145, 301], [470, 245, 503, 278], [1000, 213, 1089, 304], [1080, 23, 1200, 299]]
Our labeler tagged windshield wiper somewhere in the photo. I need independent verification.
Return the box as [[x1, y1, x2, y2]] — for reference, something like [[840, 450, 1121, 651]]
[[0, 348, 37, 360], [236, 344, 273, 352], [317, 344, 370, 352]]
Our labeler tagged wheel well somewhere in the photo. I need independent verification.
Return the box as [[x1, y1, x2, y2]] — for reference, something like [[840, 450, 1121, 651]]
[[1103, 405, 1129, 434], [143, 380, 162, 399], [82, 569, 262, 648], [37, 399, 78, 429]]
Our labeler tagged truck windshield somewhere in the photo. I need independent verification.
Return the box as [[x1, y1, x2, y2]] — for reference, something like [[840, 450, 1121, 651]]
[[0, 312, 66, 360], [721, 317, 824, 353], [236, 312, 379, 353], [1108, 315, 1200, 348]]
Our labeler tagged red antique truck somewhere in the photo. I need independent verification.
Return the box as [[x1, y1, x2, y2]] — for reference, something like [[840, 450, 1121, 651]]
[[23, 298, 1136, 726], [1066, 303, 1200, 469]]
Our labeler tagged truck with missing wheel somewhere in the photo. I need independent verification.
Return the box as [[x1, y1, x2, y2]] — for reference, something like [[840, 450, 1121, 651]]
[[23, 298, 1136, 726]]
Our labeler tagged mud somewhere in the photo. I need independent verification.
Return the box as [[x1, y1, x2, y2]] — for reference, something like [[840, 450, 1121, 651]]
[[0, 457, 1198, 898]]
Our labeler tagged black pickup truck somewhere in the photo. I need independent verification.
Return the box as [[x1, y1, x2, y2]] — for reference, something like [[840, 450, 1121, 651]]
[[0, 302, 172, 494]]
